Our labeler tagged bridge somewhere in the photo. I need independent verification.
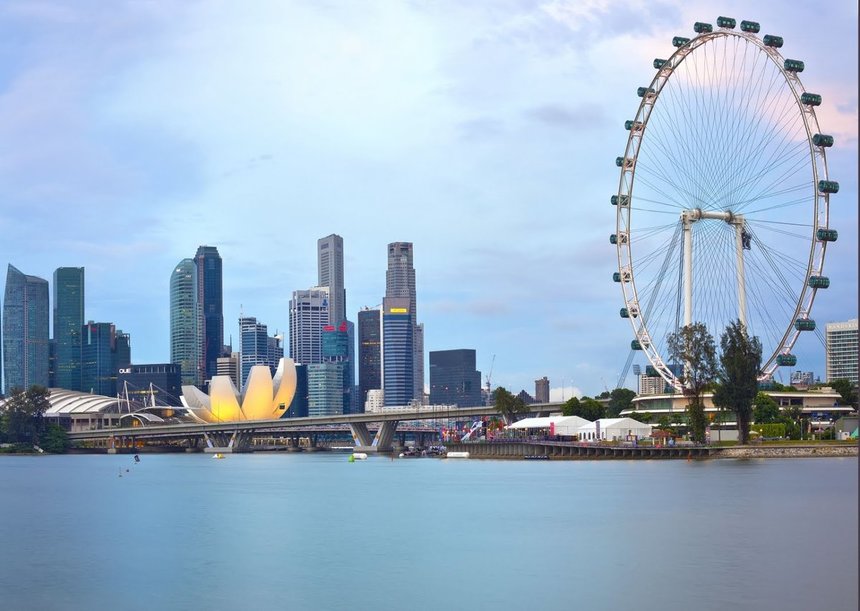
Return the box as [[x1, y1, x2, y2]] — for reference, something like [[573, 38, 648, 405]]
[[67, 402, 563, 453]]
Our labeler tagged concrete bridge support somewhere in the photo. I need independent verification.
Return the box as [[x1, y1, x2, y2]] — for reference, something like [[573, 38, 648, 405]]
[[349, 423, 374, 448], [203, 430, 253, 453]]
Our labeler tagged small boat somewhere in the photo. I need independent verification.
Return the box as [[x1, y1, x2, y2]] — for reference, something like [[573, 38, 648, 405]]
[[212, 453, 225, 460], [352, 452, 368, 460]]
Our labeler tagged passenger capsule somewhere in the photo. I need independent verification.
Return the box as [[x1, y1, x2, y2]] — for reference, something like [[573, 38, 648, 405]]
[[716, 16, 736, 29], [613, 272, 621, 283], [818, 180, 839, 194], [616, 156, 624, 167], [776, 354, 797, 367], [801, 92, 822, 106], [620, 308, 630, 318], [610, 234, 618, 245], [672, 36, 691, 47], [637, 86, 655, 97], [631, 340, 643, 350], [653, 58, 667, 69], [813, 134, 834, 147], [763, 34, 783, 48], [625, 120, 643, 131], [611, 194, 629, 206], [808, 276, 830, 289], [740, 20, 760, 33], [794, 318, 816, 331], [784, 59, 804, 72], [645, 365, 657, 377], [817, 228, 838, 242], [694, 22, 713, 33]]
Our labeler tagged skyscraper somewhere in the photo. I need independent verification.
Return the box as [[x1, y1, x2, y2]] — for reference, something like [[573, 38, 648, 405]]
[[357, 307, 381, 409], [170, 258, 198, 387], [429, 349, 482, 407], [53, 267, 85, 391], [826, 319, 858, 386], [385, 242, 423, 400], [322, 321, 352, 414], [3, 264, 49, 392], [535, 377, 550, 403], [317, 234, 346, 326], [81, 321, 125, 397], [195, 245, 223, 387], [382, 296, 413, 406], [239, 316, 282, 389], [289, 287, 329, 365], [216, 352, 241, 389]]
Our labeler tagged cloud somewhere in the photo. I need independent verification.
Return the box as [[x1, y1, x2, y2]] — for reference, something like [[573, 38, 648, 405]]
[[525, 103, 608, 128]]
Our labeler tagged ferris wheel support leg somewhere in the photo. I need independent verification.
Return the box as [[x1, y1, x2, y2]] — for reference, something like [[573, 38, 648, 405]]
[[683, 218, 693, 327], [734, 220, 748, 327]]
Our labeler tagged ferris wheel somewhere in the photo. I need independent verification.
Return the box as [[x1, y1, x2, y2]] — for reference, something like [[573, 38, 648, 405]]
[[613, 17, 838, 392]]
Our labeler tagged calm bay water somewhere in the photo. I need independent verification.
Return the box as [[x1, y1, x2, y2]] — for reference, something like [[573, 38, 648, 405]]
[[0, 453, 856, 611]]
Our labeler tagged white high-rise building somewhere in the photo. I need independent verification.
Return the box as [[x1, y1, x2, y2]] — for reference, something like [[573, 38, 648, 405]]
[[289, 287, 330, 365], [826, 319, 858, 386], [317, 234, 346, 326]]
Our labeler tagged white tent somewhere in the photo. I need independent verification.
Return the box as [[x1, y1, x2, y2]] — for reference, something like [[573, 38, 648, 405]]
[[576, 417, 652, 441], [506, 415, 565, 430], [553, 415, 593, 436]]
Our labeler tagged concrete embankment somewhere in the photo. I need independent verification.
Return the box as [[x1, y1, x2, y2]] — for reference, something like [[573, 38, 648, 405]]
[[447, 441, 857, 460]]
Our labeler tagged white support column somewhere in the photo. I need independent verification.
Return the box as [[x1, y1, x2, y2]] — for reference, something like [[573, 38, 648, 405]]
[[734, 219, 747, 327], [683, 214, 694, 327]]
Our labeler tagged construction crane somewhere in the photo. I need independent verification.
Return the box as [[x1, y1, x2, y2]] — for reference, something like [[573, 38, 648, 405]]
[[485, 354, 496, 402]]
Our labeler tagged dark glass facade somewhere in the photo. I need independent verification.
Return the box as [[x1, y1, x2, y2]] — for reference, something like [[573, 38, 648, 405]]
[[382, 297, 413, 406], [285, 364, 309, 418], [357, 308, 381, 409], [81, 322, 117, 397], [116, 363, 182, 405], [322, 322, 352, 414], [429, 349, 482, 407], [196, 246, 223, 387], [3, 264, 50, 393], [53, 267, 85, 391], [170, 258, 198, 387]]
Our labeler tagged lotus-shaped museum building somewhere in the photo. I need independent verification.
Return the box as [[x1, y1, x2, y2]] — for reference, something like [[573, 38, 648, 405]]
[[181, 358, 297, 423]]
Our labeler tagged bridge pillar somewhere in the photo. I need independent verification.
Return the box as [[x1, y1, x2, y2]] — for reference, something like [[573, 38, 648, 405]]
[[372, 420, 398, 452], [203, 430, 253, 453], [349, 423, 374, 448]]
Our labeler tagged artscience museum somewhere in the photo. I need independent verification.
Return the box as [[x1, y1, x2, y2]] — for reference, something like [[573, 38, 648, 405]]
[[181, 358, 297, 423]]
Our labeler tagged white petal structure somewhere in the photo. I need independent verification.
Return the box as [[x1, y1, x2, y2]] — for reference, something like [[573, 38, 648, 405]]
[[180, 357, 297, 423]]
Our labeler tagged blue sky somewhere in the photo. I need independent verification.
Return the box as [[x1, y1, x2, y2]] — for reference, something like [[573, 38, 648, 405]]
[[1, 0, 856, 399]]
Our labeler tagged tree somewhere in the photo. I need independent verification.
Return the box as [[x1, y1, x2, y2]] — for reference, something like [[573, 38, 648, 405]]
[[712, 320, 762, 445], [830, 379, 858, 409], [752, 392, 780, 423], [493, 386, 528, 424], [667, 322, 718, 443], [634, 411, 653, 424], [3, 385, 51, 445], [607, 388, 636, 418], [562, 396, 605, 421], [40, 424, 70, 454]]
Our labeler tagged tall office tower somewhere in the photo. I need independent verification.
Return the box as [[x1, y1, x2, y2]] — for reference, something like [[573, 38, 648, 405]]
[[317, 234, 346, 326], [382, 297, 414, 406], [357, 308, 381, 409], [322, 321, 352, 414], [385, 242, 423, 399], [307, 363, 344, 417], [826, 319, 858, 386], [289, 287, 330, 365], [115, 330, 131, 371], [170, 258, 198, 387], [3, 264, 49, 392], [268, 334, 284, 375], [285, 364, 309, 418], [535, 377, 550, 403], [81, 321, 118, 397], [790, 370, 816, 388], [53, 267, 84, 391], [429, 349, 482, 407], [195, 245, 223, 387], [239, 316, 268, 389], [216, 351, 241, 389]]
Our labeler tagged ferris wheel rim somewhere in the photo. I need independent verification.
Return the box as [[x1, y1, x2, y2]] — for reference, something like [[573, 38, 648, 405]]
[[614, 25, 833, 392]]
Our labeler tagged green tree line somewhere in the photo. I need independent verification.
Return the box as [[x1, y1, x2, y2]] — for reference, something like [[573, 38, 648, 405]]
[[0, 385, 69, 453]]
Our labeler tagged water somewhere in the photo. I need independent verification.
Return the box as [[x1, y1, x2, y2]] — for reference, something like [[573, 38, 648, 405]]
[[0, 453, 856, 611]]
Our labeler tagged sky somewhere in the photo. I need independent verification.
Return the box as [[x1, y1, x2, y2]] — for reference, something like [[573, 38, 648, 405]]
[[1, 0, 857, 400]]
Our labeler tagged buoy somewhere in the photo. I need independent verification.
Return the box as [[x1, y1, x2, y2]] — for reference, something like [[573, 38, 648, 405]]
[[348, 454, 355, 463]]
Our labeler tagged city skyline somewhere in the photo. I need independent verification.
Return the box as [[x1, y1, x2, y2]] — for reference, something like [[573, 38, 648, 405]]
[[0, 1, 856, 398]]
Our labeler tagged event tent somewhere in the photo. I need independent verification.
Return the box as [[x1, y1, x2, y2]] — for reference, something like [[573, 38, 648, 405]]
[[576, 417, 652, 441]]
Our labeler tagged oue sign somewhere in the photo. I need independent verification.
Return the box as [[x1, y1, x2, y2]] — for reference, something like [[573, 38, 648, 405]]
[[118, 368, 132, 374]]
